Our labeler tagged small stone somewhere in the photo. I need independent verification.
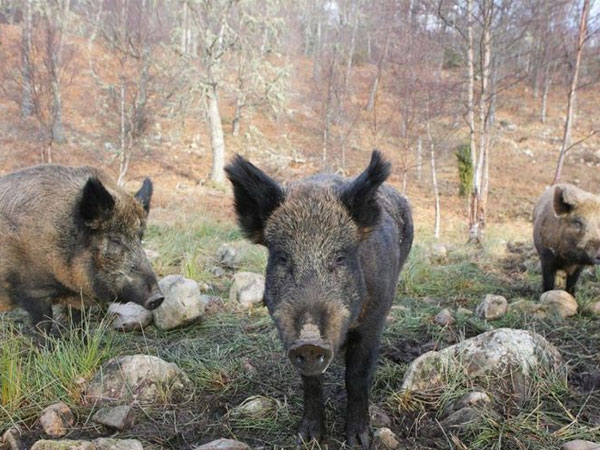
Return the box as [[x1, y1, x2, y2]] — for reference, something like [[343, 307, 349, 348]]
[[430, 243, 448, 263], [144, 249, 160, 262], [229, 272, 265, 309], [438, 407, 482, 433], [194, 439, 251, 450], [457, 307, 473, 316], [2, 426, 24, 450], [435, 308, 455, 326], [154, 275, 208, 330], [30, 441, 94, 450], [216, 243, 241, 269], [508, 299, 544, 315], [561, 440, 600, 450], [85, 354, 192, 405], [39, 402, 74, 438], [369, 404, 392, 428], [475, 294, 508, 320], [585, 301, 600, 316], [231, 395, 280, 419], [372, 427, 400, 449], [210, 266, 226, 278], [456, 391, 491, 409], [92, 405, 135, 431], [540, 290, 578, 318], [108, 303, 153, 331], [94, 438, 144, 450]]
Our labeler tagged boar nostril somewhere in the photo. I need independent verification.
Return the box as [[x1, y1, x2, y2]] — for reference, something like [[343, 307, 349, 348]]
[[145, 295, 164, 310]]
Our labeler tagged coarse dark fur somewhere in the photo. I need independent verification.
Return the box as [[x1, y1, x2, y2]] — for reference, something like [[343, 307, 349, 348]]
[[226, 151, 414, 448], [0, 164, 162, 335], [533, 183, 600, 294]]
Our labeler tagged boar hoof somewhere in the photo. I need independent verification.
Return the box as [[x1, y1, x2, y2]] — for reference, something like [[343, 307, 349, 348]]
[[346, 420, 370, 449], [297, 416, 324, 445]]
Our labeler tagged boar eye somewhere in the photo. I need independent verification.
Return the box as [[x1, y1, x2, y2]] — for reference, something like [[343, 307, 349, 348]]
[[573, 219, 584, 232], [275, 253, 288, 266], [329, 253, 346, 272]]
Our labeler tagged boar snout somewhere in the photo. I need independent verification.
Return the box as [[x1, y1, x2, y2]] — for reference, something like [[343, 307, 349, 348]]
[[144, 289, 164, 310], [288, 340, 333, 376]]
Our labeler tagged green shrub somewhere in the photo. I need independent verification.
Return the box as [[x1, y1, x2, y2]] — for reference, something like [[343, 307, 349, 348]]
[[456, 144, 473, 197], [443, 47, 463, 69]]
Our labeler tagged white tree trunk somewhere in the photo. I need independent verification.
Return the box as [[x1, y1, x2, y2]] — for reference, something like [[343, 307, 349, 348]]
[[466, 0, 479, 241], [553, 0, 590, 184], [207, 83, 226, 184], [117, 78, 129, 186], [541, 66, 551, 124], [416, 136, 422, 182]]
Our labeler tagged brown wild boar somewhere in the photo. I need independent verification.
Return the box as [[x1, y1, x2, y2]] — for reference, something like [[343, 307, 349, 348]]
[[226, 151, 413, 448], [533, 183, 600, 294], [0, 164, 163, 334]]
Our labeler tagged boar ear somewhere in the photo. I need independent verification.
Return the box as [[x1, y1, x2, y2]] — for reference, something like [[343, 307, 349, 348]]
[[134, 178, 153, 215], [554, 185, 580, 216], [340, 150, 391, 232], [79, 177, 115, 226], [225, 154, 284, 245]]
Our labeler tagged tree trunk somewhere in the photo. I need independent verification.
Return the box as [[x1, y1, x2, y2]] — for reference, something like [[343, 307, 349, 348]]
[[343, 0, 358, 90], [232, 93, 243, 136], [416, 136, 422, 182], [117, 77, 129, 186], [541, 65, 551, 123], [427, 126, 440, 240], [552, 0, 590, 185], [312, 16, 322, 82], [366, 34, 390, 112], [21, 0, 33, 117], [466, 0, 479, 242], [207, 83, 226, 184]]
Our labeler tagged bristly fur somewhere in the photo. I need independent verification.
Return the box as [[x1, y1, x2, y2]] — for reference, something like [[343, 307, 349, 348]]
[[79, 177, 115, 225], [135, 178, 153, 214], [225, 154, 285, 244], [339, 150, 391, 232]]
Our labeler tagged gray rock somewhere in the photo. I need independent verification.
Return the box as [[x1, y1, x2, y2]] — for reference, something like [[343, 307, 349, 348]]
[[540, 290, 578, 318], [216, 243, 246, 269], [210, 266, 226, 278], [585, 301, 600, 316], [108, 303, 152, 332], [154, 275, 208, 330], [475, 294, 508, 320], [402, 328, 564, 400], [30, 441, 95, 450], [435, 308, 455, 326], [92, 405, 135, 431], [229, 272, 265, 309], [561, 441, 600, 450], [194, 439, 251, 450], [231, 395, 280, 419], [94, 438, 144, 450], [85, 354, 192, 405], [508, 299, 544, 315], [39, 402, 74, 438], [369, 404, 392, 428], [2, 426, 24, 450], [436, 407, 482, 434], [372, 428, 400, 449], [442, 391, 491, 418], [430, 243, 448, 263]]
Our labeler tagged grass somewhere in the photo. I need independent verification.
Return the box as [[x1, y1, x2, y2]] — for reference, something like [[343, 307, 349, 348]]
[[1, 215, 600, 449]]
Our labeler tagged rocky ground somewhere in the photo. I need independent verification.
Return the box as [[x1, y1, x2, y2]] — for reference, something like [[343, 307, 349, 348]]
[[0, 217, 600, 450]]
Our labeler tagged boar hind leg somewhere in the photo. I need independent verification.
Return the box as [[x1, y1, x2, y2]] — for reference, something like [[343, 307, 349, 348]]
[[297, 374, 325, 444], [566, 266, 584, 295], [345, 328, 378, 449]]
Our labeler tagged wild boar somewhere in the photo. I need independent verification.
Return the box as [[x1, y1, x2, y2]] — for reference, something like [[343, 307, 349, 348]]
[[533, 183, 600, 294], [0, 164, 163, 335], [226, 151, 413, 448]]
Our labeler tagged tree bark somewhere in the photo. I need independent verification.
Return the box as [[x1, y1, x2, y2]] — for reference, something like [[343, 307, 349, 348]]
[[21, 0, 33, 117], [366, 33, 390, 112], [552, 0, 590, 185], [207, 83, 226, 184], [343, 0, 358, 90], [466, 0, 479, 242], [416, 136, 422, 182], [541, 65, 551, 123], [427, 122, 440, 239]]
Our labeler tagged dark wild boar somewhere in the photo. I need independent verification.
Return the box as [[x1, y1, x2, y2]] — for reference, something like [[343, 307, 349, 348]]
[[226, 151, 413, 447], [533, 183, 600, 294], [0, 165, 163, 334]]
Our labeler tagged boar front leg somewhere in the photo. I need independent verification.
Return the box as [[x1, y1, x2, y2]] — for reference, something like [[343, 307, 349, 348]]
[[345, 328, 377, 449], [566, 265, 584, 295], [297, 374, 325, 444], [15, 295, 53, 337], [540, 250, 557, 292]]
